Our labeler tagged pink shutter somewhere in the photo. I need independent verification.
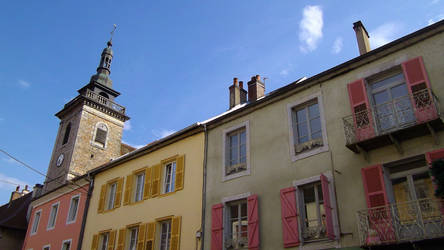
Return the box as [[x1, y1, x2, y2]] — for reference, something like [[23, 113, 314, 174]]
[[280, 187, 300, 248], [347, 79, 375, 141], [426, 148, 444, 165], [247, 195, 260, 250], [401, 56, 437, 123], [361, 165, 389, 208], [320, 174, 335, 240], [211, 203, 224, 250]]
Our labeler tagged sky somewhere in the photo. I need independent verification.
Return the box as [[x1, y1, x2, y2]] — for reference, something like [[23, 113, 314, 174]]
[[0, 1, 443, 204]]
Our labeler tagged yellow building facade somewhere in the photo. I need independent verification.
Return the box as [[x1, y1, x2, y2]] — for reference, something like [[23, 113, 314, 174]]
[[81, 124, 204, 250]]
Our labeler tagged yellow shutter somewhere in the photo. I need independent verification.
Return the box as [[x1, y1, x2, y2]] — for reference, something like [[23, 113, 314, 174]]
[[174, 155, 185, 191], [98, 184, 106, 213], [143, 167, 152, 200], [91, 234, 99, 250], [123, 174, 133, 205], [116, 228, 126, 250], [145, 222, 156, 250], [115, 178, 124, 208], [151, 164, 161, 197], [170, 216, 182, 250], [108, 230, 117, 250], [136, 223, 146, 250]]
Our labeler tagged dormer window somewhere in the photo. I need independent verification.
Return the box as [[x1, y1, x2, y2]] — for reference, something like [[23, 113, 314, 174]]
[[94, 123, 108, 148]]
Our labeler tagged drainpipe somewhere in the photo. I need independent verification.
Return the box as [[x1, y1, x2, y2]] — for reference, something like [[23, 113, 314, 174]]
[[77, 173, 94, 250], [200, 124, 208, 250]]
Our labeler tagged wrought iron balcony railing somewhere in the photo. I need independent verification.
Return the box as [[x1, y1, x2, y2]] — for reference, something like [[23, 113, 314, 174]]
[[356, 198, 444, 246], [84, 89, 126, 114], [343, 88, 440, 145]]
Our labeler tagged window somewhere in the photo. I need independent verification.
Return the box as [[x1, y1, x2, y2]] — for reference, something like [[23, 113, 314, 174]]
[[299, 182, 326, 241], [134, 172, 145, 202], [98, 178, 123, 213], [159, 220, 172, 250], [127, 227, 138, 250], [47, 202, 59, 230], [94, 123, 108, 147], [67, 195, 80, 224], [222, 121, 250, 181], [62, 123, 71, 145], [163, 161, 176, 194], [99, 232, 109, 250], [43, 245, 50, 250], [61, 240, 71, 250], [31, 210, 41, 235], [107, 182, 117, 210], [226, 200, 248, 249]]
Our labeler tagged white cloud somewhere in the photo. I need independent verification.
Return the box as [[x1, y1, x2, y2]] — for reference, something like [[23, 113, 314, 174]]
[[123, 121, 132, 131], [369, 22, 400, 48], [152, 129, 176, 139], [0, 172, 30, 191], [332, 37, 343, 54], [428, 14, 444, 25], [299, 5, 323, 53], [18, 79, 31, 88]]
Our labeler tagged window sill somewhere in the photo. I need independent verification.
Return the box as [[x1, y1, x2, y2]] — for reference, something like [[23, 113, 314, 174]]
[[66, 219, 76, 225], [291, 144, 329, 162], [158, 191, 177, 198], [222, 168, 251, 182]]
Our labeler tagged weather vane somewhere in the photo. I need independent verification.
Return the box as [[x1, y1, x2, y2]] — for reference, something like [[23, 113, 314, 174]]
[[110, 24, 117, 42]]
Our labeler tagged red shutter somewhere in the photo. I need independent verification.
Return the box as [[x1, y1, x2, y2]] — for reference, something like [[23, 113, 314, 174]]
[[361, 165, 389, 208], [426, 148, 444, 165], [401, 56, 437, 123], [347, 79, 375, 141], [247, 195, 260, 250], [280, 187, 300, 248], [320, 174, 335, 240], [211, 203, 223, 250]]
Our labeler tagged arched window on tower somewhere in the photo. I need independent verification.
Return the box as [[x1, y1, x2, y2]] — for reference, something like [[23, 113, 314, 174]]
[[99, 92, 109, 99], [94, 123, 108, 148], [62, 123, 71, 145]]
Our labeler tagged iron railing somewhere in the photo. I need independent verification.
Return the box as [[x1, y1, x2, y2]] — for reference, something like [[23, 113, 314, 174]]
[[84, 89, 126, 114], [343, 89, 440, 145], [356, 198, 444, 246]]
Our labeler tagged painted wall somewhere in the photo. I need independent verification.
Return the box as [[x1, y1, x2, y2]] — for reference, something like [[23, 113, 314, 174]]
[[203, 29, 444, 249], [22, 183, 88, 250], [81, 132, 204, 250]]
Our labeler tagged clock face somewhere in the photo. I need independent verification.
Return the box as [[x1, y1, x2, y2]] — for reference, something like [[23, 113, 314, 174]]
[[56, 154, 64, 167]]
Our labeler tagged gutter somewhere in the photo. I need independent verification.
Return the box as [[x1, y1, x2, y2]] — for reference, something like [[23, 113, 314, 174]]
[[200, 123, 208, 250], [77, 173, 94, 250]]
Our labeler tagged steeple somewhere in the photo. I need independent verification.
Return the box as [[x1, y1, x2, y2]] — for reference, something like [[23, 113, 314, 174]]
[[90, 40, 114, 88]]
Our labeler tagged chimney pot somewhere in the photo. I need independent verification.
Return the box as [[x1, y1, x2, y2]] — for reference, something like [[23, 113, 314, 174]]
[[353, 21, 371, 55], [239, 81, 244, 89], [16, 186, 20, 191], [248, 75, 265, 102], [256, 75, 260, 81], [233, 77, 238, 86], [229, 77, 247, 109]]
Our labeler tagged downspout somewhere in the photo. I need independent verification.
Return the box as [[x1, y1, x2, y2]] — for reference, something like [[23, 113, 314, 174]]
[[77, 173, 94, 250], [200, 124, 208, 250]]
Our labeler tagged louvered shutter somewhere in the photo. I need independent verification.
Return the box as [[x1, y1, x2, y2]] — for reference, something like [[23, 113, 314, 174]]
[[347, 79, 375, 141], [170, 216, 182, 250], [91, 234, 99, 250], [98, 184, 106, 213], [115, 178, 124, 208], [280, 187, 300, 247], [361, 165, 389, 208], [108, 230, 117, 250], [426, 148, 444, 164], [95, 128, 107, 145], [211, 203, 223, 250], [136, 223, 146, 250], [116, 228, 126, 250], [247, 195, 260, 250], [151, 164, 161, 197], [320, 174, 335, 240], [401, 56, 437, 123], [124, 174, 133, 205], [143, 167, 152, 200], [175, 155, 185, 191], [145, 222, 156, 250]]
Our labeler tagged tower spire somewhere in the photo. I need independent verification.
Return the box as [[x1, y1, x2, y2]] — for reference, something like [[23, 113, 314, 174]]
[[89, 25, 117, 89]]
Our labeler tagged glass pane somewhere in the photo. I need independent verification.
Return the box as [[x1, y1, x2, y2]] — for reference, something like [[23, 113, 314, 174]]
[[412, 172, 434, 199], [372, 73, 405, 90], [310, 117, 321, 134], [231, 205, 239, 219], [308, 103, 319, 118], [297, 123, 308, 139], [392, 177, 411, 203], [239, 145, 246, 163], [391, 84, 409, 99], [373, 90, 390, 105], [240, 130, 246, 145], [241, 203, 247, 217], [230, 134, 238, 148], [296, 108, 307, 123], [312, 131, 322, 140], [230, 146, 238, 165], [298, 136, 308, 144]]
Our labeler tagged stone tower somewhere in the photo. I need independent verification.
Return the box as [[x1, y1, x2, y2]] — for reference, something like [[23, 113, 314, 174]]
[[44, 39, 129, 192]]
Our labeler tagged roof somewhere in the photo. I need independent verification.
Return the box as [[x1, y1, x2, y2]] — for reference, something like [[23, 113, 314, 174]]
[[0, 193, 32, 231]]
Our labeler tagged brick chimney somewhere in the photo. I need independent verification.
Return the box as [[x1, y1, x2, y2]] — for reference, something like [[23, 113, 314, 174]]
[[32, 184, 43, 199], [229, 77, 247, 109], [248, 75, 265, 102], [10, 186, 22, 202], [353, 21, 371, 55]]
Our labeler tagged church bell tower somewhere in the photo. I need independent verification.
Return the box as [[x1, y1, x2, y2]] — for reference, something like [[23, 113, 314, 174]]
[[44, 38, 129, 192]]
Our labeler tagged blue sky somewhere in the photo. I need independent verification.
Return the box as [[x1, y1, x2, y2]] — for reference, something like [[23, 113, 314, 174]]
[[0, 1, 443, 204]]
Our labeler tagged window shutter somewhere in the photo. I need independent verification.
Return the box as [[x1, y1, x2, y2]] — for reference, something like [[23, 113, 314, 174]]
[[320, 174, 335, 240], [211, 203, 224, 250], [175, 155, 185, 191], [145, 222, 156, 250], [426, 148, 444, 165], [247, 194, 260, 250], [91, 234, 99, 250], [124, 174, 133, 205], [137, 223, 146, 250], [116, 228, 126, 250], [361, 165, 389, 208], [151, 164, 161, 197], [98, 184, 106, 213], [402, 56, 437, 123], [347, 79, 375, 141], [115, 178, 124, 208], [170, 216, 182, 250], [108, 230, 117, 250], [280, 187, 300, 248], [143, 167, 152, 200], [95, 128, 107, 145]]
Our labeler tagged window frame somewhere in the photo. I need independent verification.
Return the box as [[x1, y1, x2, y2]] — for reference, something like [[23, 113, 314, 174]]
[[158, 219, 172, 250], [221, 192, 251, 249], [127, 226, 139, 250], [133, 170, 145, 202], [222, 121, 250, 181], [99, 231, 110, 250], [61, 239, 72, 250], [66, 194, 81, 224], [287, 93, 329, 162], [31, 209, 42, 236], [106, 181, 118, 211], [47, 201, 60, 231], [162, 160, 176, 194]]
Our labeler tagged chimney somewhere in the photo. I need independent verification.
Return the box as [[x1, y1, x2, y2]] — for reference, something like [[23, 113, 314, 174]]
[[10, 186, 22, 202], [248, 75, 265, 102], [229, 77, 247, 109], [32, 184, 43, 199], [353, 21, 371, 55], [21, 185, 30, 195]]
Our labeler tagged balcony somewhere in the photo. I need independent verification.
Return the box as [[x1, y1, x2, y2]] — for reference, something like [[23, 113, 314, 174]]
[[356, 198, 444, 246], [343, 89, 444, 153], [84, 89, 126, 114]]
